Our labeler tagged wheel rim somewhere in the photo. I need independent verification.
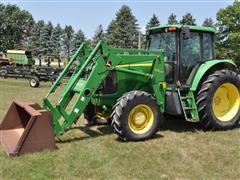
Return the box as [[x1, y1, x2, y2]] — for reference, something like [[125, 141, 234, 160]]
[[212, 83, 240, 122], [30, 79, 36, 86], [128, 104, 154, 134]]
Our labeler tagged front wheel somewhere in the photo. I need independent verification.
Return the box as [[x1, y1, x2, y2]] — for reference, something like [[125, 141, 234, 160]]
[[196, 69, 240, 130], [111, 91, 163, 141]]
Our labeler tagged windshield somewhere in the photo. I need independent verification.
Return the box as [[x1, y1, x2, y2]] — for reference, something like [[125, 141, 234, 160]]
[[148, 31, 176, 62]]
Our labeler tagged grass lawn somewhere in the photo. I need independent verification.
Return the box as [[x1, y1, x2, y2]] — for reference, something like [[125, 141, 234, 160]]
[[0, 78, 240, 180]]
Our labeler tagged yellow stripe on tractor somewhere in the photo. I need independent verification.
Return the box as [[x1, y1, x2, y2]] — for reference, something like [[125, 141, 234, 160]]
[[116, 63, 153, 68]]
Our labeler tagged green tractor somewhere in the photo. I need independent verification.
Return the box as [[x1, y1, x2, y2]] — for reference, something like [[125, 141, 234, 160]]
[[0, 25, 239, 156]]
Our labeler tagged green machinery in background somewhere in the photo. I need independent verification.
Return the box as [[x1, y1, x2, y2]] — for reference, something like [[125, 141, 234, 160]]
[[0, 50, 62, 88], [6, 50, 35, 65], [0, 25, 240, 156]]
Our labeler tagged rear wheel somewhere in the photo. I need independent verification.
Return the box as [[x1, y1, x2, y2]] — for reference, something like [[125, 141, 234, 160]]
[[111, 91, 162, 141], [0, 70, 7, 78], [196, 69, 240, 130], [29, 76, 40, 88]]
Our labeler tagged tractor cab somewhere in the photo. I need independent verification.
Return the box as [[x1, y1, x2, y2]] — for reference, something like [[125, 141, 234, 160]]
[[147, 25, 215, 86]]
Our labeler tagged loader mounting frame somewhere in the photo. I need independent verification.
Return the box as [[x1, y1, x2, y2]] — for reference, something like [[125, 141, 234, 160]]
[[43, 40, 166, 136]]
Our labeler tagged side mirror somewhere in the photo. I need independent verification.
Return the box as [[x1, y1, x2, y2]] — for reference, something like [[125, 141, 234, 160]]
[[182, 27, 190, 39]]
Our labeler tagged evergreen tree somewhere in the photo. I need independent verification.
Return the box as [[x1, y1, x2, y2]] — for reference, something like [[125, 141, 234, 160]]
[[62, 25, 74, 61], [72, 29, 86, 53], [92, 24, 104, 47], [202, 18, 214, 27], [146, 14, 160, 29], [180, 13, 196, 25], [29, 20, 45, 65], [38, 21, 53, 66], [39, 21, 53, 56], [29, 20, 44, 56], [106, 5, 139, 48], [105, 19, 116, 46], [168, 13, 178, 24], [48, 24, 62, 67]]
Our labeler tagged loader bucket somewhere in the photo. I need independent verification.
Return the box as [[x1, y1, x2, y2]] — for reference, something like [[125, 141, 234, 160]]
[[0, 100, 55, 156]]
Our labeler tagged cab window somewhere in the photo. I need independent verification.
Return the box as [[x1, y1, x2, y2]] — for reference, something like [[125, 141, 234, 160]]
[[180, 32, 201, 84], [203, 33, 213, 60]]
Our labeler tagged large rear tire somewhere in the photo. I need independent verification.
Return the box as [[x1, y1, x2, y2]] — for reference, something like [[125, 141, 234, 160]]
[[196, 69, 240, 130], [111, 91, 162, 141]]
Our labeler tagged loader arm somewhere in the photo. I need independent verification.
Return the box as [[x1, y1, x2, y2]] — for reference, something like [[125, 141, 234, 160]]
[[43, 40, 165, 136], [0, 40, 165, 156]]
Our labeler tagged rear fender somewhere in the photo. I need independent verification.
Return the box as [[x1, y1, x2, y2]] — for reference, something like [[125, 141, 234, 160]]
[[190, 60, 237, 91]]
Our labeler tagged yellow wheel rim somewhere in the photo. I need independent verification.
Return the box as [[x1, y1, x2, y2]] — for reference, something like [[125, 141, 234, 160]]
[[128, 104, 154, 134], [212, 83, 240, 122]]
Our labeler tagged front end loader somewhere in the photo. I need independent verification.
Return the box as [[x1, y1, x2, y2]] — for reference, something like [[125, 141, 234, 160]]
[[1, 25, 239, 156]]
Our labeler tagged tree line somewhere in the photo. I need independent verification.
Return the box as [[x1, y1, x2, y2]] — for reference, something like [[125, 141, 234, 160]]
[[0, 2, 239, 66]]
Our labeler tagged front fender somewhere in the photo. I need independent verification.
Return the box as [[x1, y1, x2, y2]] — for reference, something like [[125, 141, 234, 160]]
[[190, 59, 237, 91]]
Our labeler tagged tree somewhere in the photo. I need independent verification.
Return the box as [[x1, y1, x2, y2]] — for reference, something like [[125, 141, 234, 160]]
[[39, 21, 53, 66], [72, 29, 86, 53], [106, 5, 139, 48], [0, 4, 34, 52], [202, 18, 214, 27], [29, 20, 45, 65], [146, 14, 160, 29], [62, 25, 74, 61], [105, 20, 116, 46], [180, 13, 196, 25], [48, 24, 62, 67], [168, 13, 178, 24], [92, 24, 104, 47], [216, 1, 240, 66]]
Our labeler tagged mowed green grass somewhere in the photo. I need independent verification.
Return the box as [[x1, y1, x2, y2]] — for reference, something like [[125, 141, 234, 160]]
[[0, 78, 240, 180]]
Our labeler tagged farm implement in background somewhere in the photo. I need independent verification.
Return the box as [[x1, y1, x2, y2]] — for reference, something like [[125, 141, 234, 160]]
[[0, 50, 71, 87]]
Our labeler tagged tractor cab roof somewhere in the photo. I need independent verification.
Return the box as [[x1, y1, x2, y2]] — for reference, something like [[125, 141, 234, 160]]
[[147, 24, 215, 33]]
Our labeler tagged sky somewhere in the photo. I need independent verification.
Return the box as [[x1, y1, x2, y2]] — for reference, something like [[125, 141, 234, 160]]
[[1, 0, 235, 38]]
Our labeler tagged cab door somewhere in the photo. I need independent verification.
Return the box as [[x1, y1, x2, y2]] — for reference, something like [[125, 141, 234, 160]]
[[179, 31, 214, 85], [180, 31, 201, 85]]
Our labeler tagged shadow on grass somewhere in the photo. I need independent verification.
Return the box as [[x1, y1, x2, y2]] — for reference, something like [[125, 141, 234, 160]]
[[56, 126, 113, 144], [160, 115, 202, 133], [57, 116, 203, 144], [116, 133, 164, 143]]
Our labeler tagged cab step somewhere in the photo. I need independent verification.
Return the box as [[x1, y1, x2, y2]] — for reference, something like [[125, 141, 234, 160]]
[[177, 89, 199, 122]]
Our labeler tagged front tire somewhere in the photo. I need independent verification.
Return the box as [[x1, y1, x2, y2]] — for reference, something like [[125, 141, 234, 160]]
[[196, 69, 240, 130], [111, 91, 162, 141]]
